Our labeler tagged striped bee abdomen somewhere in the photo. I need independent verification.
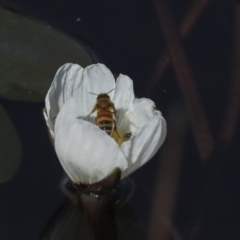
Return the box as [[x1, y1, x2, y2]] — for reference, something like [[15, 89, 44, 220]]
[[96, 110, 114, 135]]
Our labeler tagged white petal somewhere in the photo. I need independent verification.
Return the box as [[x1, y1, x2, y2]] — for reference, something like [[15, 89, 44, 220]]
[[127, 98, 161, 132], [73, 64, 116, 122], [54, 98, 128, 184], [120, 98, 167, 178], [121, 116, 166, 178], [113, 74, 135, 132], [45, 63, 84, 136]]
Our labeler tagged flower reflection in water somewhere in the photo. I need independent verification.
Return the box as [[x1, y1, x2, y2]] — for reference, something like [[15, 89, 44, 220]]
[[41, 174, 147, 240]]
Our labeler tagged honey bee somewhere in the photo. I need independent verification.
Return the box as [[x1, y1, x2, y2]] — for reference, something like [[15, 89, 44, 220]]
[[90, 90, 132, 143], [90, 89, 118, 137]]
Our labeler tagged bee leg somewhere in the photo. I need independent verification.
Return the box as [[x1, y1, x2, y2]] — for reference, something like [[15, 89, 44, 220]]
[[89, 104, 97, 115], [113, 121, 121, 138], [123, 132, 132, 140], [112, 110, 118, 119]]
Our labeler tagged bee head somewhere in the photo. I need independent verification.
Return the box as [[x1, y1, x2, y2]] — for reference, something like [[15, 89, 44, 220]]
[[95, 94, 113, 111], [97, 93, 110, 100]]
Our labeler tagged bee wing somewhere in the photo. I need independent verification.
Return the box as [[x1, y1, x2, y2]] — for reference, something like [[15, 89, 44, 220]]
[[110, 120, 115, 137]]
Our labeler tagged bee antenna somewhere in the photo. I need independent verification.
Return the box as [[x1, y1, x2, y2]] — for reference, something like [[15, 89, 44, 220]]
[[89, 92, 98, 95], [107, 88, 115, 94]]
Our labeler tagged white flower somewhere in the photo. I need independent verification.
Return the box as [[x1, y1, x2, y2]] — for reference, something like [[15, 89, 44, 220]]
[[44, 63, 166, 185]]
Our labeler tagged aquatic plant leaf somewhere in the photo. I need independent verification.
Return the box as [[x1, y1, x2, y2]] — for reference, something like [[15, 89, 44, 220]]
[[0, 7, 92, 102], [0, 104, 21, 183]]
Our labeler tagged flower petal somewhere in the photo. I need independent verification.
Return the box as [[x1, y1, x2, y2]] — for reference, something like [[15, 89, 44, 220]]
[[54, 98, 128, 184], [72, 63, 116, 122], [113, 74, 135, 132], [120, 99, 167, 178], [45, 63, 84, 137], [127, 98, 161, 131]]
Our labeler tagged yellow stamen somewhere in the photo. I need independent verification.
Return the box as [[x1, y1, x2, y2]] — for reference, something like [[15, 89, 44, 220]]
[[112, 131, 127, 146]]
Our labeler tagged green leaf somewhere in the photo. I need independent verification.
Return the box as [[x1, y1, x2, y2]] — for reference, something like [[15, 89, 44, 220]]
[[0, 104, 21, 183], [0, 7, 93, 102]]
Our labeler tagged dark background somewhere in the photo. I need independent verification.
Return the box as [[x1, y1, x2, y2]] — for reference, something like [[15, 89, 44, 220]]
[[0, 0, 239, 239]]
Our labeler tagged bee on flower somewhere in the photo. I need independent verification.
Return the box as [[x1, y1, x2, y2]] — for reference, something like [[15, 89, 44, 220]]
[[43, 63, 167, 190]]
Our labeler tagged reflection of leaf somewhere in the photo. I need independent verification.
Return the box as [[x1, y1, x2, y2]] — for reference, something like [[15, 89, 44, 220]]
[[0, 7, 92, 102], [0, 104, 21, 183]]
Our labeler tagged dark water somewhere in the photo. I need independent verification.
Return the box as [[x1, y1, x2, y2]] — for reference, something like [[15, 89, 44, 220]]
[[0, 0, 240, 239]]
